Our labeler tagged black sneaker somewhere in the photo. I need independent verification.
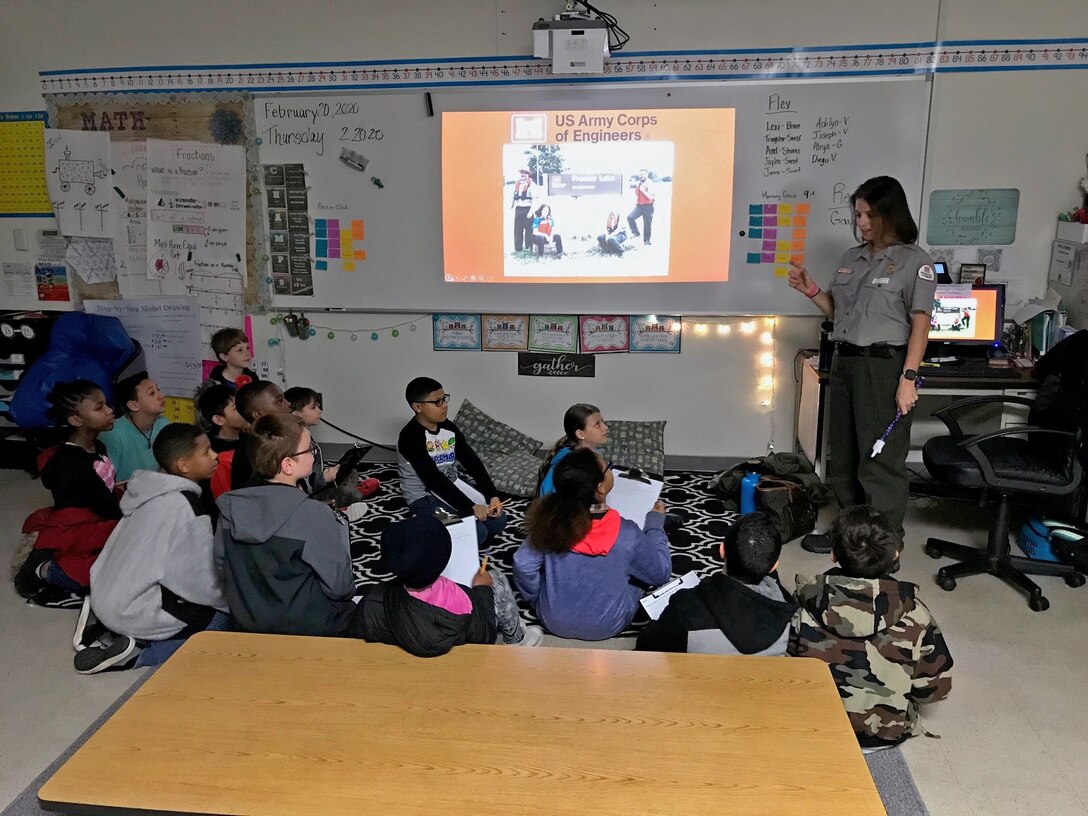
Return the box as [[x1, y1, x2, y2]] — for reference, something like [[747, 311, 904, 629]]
[[29, 585, 83, 609], [13, 549, 51, 599], [73, 597, 107, 651], [801, 533, 832, 554], [74, 635, 139, 675]]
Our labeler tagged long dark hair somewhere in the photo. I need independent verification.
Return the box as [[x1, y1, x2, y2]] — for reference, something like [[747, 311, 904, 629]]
[[536, 403, 601, 491], [525, 448, 604, 553], [850, 176, 918, 246]]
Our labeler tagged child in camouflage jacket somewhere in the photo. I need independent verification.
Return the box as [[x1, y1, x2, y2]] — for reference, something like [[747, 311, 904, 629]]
[[789, 505, 953, 747]]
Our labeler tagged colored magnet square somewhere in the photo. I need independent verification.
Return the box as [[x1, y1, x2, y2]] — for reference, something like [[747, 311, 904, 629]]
[[779, 204, 793, 214], [351, 220, 364, 239], [794, 215, 808, 226], [764, 228, 777, 239], [343, 261, 356, 271], [329, 245, 341, 258], [763, 204, 776, 214], [315, 220, 327, 235], [747, 253, 762, 263], [776, 266, 791, 277], [793, 228, 807, 239], [354, 250, 366, 260], [315, 240, 328, 257], [761, 252, 775, 263], [328, 219, 340, 229], [749, 228, 762, 239], [791, 240, 805, 251], [316, 260, 328, 271], [796, 203, 811, 214], [749, 215, 763, 227], [776, 252, 789, 264], [777, 241, 789, 252], [779, 216, 792, 226], [790, 254, 805, 265], [762, 240, 775, 251], [764, 216, 777, 226], [341, 230, 352, 242], [749, 204, 762, 214]]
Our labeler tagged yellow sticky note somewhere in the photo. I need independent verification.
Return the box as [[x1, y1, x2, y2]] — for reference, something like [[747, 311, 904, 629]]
[[778, 216, 792, 227], [163, 397, 196, 424], [775, 266, 791, 277], [354, 250, 366, 260], [341, 230, 352, 242], [776, 241, 790, 252], [779, 204, 793, 214], [775, 252, 789, 264], [343, 261, 356, 272]]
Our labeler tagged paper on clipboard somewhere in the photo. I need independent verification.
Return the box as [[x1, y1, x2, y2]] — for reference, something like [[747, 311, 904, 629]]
[[640, 571, 701, 620], [438, 516, 482, 586], [608, 467, 664, 530]]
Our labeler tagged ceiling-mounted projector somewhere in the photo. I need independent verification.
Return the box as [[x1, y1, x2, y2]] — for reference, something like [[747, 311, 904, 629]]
[[532, 16, 609, 74]]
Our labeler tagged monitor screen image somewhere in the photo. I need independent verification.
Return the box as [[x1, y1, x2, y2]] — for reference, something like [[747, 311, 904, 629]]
[[928, 284, 1004, 344], [442, 108, 736, 284]]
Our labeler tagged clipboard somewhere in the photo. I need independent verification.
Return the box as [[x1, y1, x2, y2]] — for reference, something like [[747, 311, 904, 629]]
[[639, 571, 701, 620], [608, 466, 664, 530]]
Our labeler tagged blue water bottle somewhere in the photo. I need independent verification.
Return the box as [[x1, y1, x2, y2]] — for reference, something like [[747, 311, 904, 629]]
[[740, 464, 762, 515]]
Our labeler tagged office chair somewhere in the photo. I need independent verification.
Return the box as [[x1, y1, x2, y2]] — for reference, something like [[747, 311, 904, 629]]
[[921, 394, 1086, 611]]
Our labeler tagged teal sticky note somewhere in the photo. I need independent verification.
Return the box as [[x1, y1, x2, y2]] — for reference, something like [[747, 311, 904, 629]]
[[747, 253, 762, 263], [749, 216, 763, 227], [749, 204, 762, 214], [316, 260, 327, 271], [750, 228, 763, 239]]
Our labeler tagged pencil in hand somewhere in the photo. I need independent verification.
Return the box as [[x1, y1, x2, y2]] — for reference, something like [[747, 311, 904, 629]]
[[479, 555, 489, 574]]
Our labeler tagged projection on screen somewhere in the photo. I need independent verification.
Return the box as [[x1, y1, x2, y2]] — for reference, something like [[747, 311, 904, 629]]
[[442, 108, 735, 284]]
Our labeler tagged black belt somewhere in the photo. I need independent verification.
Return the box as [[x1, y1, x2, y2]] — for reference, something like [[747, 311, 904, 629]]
[[836, 343, 906, 359]]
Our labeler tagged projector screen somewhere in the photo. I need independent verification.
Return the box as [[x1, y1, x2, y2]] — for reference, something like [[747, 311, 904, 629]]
[[442, 108, 735, 284]]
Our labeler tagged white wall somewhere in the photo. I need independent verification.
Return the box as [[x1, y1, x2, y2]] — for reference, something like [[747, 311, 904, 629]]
[[1, 0, 1084, 459]]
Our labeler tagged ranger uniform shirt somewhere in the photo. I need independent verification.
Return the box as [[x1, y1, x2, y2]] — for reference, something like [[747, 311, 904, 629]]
[[828, 243, 937, 347]]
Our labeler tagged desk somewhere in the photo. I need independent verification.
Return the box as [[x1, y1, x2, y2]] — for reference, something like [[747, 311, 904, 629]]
[[39, 632, 883, 816], [796, 355, 1039, 477]]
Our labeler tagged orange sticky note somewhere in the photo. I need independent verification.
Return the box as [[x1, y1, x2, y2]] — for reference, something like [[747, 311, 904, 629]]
[[796, 203, 811, 214], [791, 240, 805, 251], [354, 250, 366, 260], [790, 254, 805, 265], [793, 228, 807, 239], [779, 204, 793, 214], [351, 220, 364, 239], [775, 266, 791, 277], [793, 215, 807, 227], [779, 216, 792, 226], [343, 261, 356, 272]]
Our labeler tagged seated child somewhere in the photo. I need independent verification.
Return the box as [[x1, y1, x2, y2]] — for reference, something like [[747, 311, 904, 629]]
[[207, 327, 256, 391], [514, 448, 671, 640], [215, 413, 356, 636], [229, 380, 292, 489], [196, 383, 250, 499], [635, 512, 796, 655], [99, 371, 168, 481], [76, 423, 228, 674], [397, 377, 507, 546], [789, 505, 953, 748], [349, 515, 542, 657], [537, 403, 609, 496], [15, 380, 122, 604], [285, 386, 379, 518]]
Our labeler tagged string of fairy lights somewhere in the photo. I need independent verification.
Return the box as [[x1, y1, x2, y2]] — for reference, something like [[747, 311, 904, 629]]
[[263, 312, 780, 448]]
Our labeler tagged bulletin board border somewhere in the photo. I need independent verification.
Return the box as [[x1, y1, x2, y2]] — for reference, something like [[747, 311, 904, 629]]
[[37, 39, 1088, 96]]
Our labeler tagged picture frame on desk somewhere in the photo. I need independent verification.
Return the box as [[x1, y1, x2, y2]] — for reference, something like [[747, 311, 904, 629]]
[[958, 263, 987, 285]]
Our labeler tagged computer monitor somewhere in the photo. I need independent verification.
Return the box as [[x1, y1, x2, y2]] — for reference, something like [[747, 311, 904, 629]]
[[927, 283, 1005, 358]]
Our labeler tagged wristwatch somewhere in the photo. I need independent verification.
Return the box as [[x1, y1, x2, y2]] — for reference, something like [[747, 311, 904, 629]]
[[902, 369, 918, 381]]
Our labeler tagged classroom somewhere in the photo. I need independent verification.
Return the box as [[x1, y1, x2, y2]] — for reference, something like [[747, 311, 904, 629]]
[[1, 1, 1087, 814]]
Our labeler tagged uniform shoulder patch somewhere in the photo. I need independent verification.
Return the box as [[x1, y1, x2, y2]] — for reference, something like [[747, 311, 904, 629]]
[[918, 264, 935, 282]]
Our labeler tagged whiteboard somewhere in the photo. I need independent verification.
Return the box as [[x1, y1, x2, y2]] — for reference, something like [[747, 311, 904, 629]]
[[254, 79, 930, 315]]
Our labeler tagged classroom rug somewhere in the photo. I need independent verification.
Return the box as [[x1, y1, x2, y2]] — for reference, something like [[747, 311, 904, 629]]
[[346, 463, 737, 634]]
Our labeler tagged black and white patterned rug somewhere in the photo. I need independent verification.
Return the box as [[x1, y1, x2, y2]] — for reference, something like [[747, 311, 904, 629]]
[[348, 464, 737, 634]]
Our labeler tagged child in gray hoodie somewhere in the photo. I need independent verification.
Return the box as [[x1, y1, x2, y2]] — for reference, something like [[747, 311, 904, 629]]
[[77, 423, 228, 674]]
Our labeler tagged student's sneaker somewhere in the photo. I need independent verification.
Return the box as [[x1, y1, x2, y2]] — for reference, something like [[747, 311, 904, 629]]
[[343, 501, 368, 522], [358, 478, 381, 499], [505, 625, 544, 647], [13, 549, 50, 599], [28, 585, 83, 609], [801, 532, 832, 554], [73, 597, 108, 651], [74, 634, 139, 675]]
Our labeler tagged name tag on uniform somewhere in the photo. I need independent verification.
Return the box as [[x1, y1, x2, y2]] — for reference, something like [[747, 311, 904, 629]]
[[871, 277, 890, 285], [837, 267, 852, 275]]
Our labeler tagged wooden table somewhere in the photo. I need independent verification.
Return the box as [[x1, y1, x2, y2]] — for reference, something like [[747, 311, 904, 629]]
[[40, 632, 884, 815]]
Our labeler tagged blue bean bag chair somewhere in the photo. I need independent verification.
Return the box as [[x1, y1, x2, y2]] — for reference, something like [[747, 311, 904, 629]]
[[10, 312, 139, 429]]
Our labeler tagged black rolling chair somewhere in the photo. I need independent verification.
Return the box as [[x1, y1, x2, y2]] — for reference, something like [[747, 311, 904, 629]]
[[921, 394, 1086, 611]]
